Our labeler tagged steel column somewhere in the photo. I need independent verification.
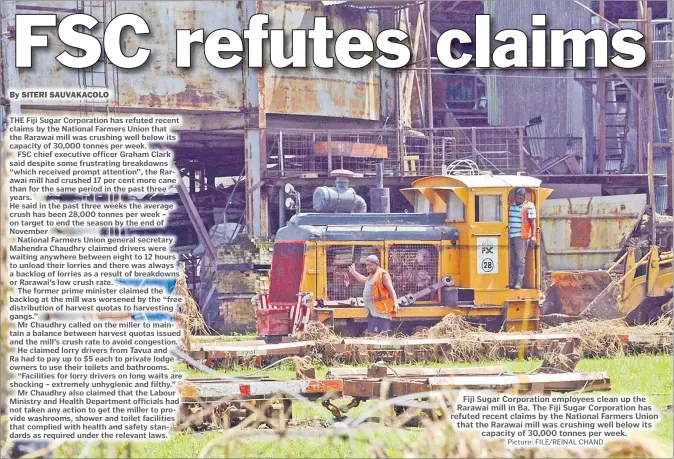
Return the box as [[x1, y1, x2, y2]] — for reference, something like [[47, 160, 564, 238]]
[[582, 83, 596, 174], [598, 0, 607, 174], [243, 0, 269, 238], [424, 0, 434, 157], [279, 185, 286, 229], [647, 7, 656, 244], [176, 179, 216, 262]]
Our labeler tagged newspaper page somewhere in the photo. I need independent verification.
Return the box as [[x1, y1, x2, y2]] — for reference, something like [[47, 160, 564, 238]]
[[0, 1, 672, 459]]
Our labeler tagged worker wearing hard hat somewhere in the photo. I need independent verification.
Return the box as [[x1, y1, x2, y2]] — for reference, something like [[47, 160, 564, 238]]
[[348, 254, 399, 336], [509, 188, 537, 289]]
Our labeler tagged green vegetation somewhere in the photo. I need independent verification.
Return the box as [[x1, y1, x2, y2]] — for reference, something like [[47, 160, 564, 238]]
[[55, 355, 672, 458]]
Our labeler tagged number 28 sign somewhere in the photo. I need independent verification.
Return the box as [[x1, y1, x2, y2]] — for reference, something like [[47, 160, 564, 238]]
[[477, 237, 498, 274]]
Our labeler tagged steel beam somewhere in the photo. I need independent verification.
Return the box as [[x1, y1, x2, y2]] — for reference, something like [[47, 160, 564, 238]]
[[647, 7, 656, 243], [243, 0, 269, 238], [176, 178, 216, 262]]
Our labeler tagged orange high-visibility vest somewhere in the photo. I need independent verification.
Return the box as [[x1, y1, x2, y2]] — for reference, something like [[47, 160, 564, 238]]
[[509, 199, 535, 240], [371, 269, 395, 315]]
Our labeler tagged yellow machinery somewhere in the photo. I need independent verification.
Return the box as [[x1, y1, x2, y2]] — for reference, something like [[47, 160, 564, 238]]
[[542, 245, 673, 325], [263, 172, 554, 337]]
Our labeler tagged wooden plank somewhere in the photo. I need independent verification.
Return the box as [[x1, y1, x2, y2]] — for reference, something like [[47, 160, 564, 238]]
[[314, 141, 388, 159], [190, 340, 266, 351], [177, 378, 343, 400], [326, 365, 510, 378], [342, 333, 581, 348], [428, 371, 610, 393], [341, 372, 609, 398], [192, 341, 316, 359], [619, 334, 673, 345], [343, 337, 452, 347], [481, 333, 581, 342]]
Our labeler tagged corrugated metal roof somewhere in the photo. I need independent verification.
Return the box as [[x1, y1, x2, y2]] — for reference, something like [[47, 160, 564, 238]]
[[656, 186, 669, 214], [654, 155, 670, 174], [654, 156, 670, 213], [606, 159, 623, 172]]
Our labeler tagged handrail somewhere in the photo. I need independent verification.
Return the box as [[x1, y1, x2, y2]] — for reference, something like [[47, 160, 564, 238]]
[[607, 251, 628, 274]]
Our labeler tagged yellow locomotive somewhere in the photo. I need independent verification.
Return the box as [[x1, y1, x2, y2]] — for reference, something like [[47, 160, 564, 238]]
[[257, 169, 553, 339]]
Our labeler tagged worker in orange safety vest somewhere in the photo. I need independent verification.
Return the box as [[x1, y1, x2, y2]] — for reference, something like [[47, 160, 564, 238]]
[[508, 188, 537, 289], [348, 254, 399, 336]]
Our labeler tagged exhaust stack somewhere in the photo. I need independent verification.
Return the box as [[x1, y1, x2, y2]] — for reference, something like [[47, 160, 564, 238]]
[[369, 163, 390, 213]]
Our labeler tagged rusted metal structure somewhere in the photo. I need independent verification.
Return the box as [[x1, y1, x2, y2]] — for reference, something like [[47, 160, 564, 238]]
[[543, 246, 674, 324], [540, 194, 648, 270], [0, 0, 412, 241], [4, 0, 674, 335]]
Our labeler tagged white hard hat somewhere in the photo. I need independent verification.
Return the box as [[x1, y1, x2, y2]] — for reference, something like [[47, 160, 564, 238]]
[[365, 254, 380, 265]]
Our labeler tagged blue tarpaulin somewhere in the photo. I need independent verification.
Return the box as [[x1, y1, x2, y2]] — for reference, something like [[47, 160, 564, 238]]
[[115, 278, 179, 321]]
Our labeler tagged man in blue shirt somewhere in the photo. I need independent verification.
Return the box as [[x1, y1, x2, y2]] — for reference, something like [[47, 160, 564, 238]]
[[509, 188, 537, 289]]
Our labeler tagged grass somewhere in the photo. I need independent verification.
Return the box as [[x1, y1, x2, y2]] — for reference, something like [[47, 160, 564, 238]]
[[54, 354, 673, 459], [55, 429, 422, 459]]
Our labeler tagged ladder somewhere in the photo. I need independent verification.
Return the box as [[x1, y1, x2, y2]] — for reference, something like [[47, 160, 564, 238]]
[[604, 80, 630, 170]]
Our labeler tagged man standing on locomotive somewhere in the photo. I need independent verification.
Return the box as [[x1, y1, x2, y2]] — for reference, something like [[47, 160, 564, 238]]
[[348, 254, 399, 336], [509, 188, 537, 289]]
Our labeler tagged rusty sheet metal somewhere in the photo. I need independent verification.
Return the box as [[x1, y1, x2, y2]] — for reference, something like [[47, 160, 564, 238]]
[[263, 2, 384, 120], [8, 1, 82, 93], [542, 271, 614, 316], [9, 1, 244, 111], [115, 1, 243, 111], [314, 141, 388, 158], [540, 194, 647, 270], [8, 1, 390, 120]]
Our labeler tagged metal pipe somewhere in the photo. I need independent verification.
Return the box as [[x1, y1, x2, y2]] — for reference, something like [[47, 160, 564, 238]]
[[607, 251, 629, 273], [518, 127, 524, 172], [279, 185, 286, 230], [441, 138, 446, 172], [279, 130, 284, 177], [598, 0, 607, 174], [471, 127, 478, 162], [327, 130, 332, 173], [670, 0, 674, 298], [638, 82, 644, 173], [425, 0, 434, 157], [376, 162, 384, 189], [647, 7, 657, 245]]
